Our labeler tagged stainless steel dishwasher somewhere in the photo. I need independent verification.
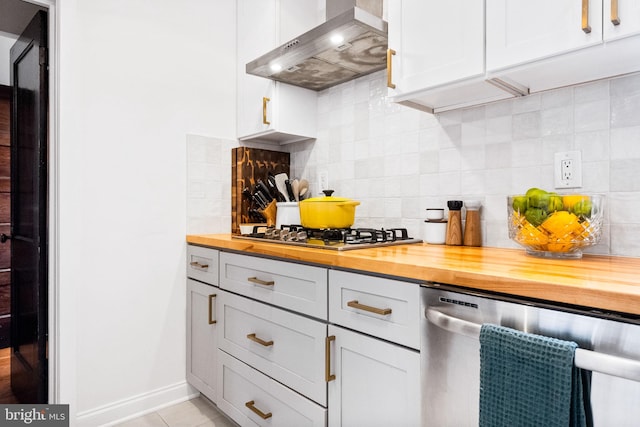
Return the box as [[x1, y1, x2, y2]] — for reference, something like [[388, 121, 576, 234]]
[[421, 284, 640, 427]]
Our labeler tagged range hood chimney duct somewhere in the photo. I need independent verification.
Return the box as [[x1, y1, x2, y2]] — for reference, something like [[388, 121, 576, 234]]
[[246, 0, 388, 91]]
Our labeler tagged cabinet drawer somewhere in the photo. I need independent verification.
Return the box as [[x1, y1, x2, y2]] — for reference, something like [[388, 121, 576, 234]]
[[187, 245, 219, 286], [218, 291, 327, 406], [219, 252, 327, 320], [217, 350, 327, 427], [329, 270, 421, 350]]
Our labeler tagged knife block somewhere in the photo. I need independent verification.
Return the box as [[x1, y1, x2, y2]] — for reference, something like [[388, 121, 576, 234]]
[[231, 147, 289, 234]]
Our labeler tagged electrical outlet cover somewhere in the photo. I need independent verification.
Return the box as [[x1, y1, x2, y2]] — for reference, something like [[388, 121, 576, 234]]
[[554, 151, 582, 189]]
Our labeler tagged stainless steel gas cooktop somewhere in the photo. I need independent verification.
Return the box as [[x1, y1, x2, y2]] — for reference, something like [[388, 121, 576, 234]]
[[233, 226, 422, 251]]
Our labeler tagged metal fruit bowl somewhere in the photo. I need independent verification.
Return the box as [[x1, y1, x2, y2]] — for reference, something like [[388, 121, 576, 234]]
[[507, 193, 604, 259]]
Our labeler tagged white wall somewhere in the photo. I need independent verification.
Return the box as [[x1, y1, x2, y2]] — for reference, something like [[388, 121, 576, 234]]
[[0, 32, 18, 85], [55, 0, 236, 424]]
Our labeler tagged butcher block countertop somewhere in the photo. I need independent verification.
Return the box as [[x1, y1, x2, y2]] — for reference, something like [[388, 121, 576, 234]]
[[187, 234, 640, 317]]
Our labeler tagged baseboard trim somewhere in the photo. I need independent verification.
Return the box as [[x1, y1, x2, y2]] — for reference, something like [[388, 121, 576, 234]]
[[76, 380, 200, 427]]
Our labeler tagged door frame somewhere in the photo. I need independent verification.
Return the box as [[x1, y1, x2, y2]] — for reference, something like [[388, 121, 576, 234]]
[[17, 0, 59, 405]]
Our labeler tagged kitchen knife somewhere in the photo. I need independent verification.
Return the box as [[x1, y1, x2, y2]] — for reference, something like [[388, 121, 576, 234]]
[[267, 174, 286, 202], [256, 180, 274, 202], [254, 190, 269, 209]]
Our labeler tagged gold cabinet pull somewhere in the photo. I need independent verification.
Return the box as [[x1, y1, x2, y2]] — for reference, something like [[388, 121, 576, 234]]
[[190, 261, 209, 270], [208, 294, 217, 325], [582, 0, 592, 33], [325, 335, 336, 382], [245, 400, 272, 419], [611, 0, 620, 25], [246, 333, 274, 347], [386, 48, 396, 89], [262, 97, 271, 125], [347, 300, 392, 316], [247, 276, 275, 286]]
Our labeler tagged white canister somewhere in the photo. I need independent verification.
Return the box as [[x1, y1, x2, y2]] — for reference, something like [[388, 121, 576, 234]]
[[423, 220, 447, 244], [275, 202, 301, 229]]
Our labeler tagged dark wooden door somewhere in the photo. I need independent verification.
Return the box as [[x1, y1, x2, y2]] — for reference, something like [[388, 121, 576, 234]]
[[0, 85, 11, 349], [8, 10, 48, 404]]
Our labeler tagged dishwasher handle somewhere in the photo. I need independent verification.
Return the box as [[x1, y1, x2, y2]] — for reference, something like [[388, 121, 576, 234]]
[[426, 308, 640, 383]]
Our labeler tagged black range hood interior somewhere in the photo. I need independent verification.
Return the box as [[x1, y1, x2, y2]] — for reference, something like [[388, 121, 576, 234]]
[[246, 0, 388, 91]]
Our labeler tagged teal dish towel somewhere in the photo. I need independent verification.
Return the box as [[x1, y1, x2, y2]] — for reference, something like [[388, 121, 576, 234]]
[[479, 324, 593, 427]]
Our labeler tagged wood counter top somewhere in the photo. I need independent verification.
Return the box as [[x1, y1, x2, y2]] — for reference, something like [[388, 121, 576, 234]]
[[187, 234, 640, 317]]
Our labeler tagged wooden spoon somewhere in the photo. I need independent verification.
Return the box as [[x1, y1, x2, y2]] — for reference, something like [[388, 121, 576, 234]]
[[298, 179, 309, 199], [291, 179, 300, 202]]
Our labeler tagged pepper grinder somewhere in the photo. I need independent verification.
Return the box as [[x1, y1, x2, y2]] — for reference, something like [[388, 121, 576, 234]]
[[445, 200, 463, 246], [463, 200, 482, 247]]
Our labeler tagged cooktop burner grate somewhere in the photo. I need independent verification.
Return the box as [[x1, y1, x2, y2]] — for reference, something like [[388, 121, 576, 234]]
[[234, 226, 422, 251]]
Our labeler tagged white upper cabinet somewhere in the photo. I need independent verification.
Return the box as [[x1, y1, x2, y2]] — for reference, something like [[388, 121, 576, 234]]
[[487, 0, 603, 72], [237, 0, 320, 144], [387, 0, 516, 113], [388, 0, 484, 93], [486, 0, 640, 94], [603, 0, 640, 41]]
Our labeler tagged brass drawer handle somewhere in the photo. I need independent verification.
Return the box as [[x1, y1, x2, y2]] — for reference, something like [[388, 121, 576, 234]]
[[386, 48, 396, 89], [247, 276, 275, 286], [247, 333, 274, 347], [611, 0, 620, 25], [245, 400, 272, 419], [262, 97, 271, 125], [190, 261, 209, 270], [582, 0, 592, 33], [325, 335, 336, 382], [208, 294, 217, 325], [347, 300, 392, 316]]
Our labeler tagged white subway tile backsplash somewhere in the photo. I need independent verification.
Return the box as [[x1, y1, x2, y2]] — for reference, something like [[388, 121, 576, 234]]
[[574, 79, 609, 103], [282, 70, 640, 257], [512, 111, 542, 140], [541, 87, 573, 109], [610, 126, 640, 159], [611, 159, 640, 192], [541, 106, 573, 136], [574, 100, 610, 133]]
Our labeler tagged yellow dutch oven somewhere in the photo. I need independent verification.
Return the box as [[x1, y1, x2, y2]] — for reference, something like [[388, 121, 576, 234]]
[[299, 190, 360, 229]]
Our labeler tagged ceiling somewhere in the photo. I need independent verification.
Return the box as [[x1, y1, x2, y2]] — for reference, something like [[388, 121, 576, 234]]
[[0, 0, 45, 37]]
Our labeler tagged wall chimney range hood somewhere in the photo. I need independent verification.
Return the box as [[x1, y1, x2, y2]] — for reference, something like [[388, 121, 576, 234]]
[[246, 0, 388, 91]]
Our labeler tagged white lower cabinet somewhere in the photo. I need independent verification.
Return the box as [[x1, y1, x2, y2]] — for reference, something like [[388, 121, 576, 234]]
[[217, 350, 327, 427], [327, 325, 421, 427], [186, 278, 219, 403], [189, 248, 423, 426]]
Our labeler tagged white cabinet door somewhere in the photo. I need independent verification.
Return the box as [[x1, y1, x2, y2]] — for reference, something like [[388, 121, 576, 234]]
[[327, 325, 421, 427], [388, 0, 485, 95], [186, 279, 218, 403], [487, 0, 603, 72], [603, 0, 640, 41], [387, 0, 514, 113], [237, 0, 318, 144]]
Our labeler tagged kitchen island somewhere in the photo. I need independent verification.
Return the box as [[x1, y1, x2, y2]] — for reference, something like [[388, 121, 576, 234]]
[[187, 234, 640, 317]]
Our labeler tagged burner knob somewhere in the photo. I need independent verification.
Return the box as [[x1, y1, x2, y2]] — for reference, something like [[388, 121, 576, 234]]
[[322, 189, 335, 197]]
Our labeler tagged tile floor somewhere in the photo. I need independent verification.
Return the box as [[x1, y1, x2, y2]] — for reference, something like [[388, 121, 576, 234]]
[[115, 396, 237, 427]]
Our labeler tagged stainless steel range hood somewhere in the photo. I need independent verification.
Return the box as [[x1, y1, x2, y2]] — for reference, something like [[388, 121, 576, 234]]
[[246, 0, 388, 91]]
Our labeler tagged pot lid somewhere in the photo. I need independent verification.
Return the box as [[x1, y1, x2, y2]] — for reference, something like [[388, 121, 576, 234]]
[[301, 189, 355, 203]]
